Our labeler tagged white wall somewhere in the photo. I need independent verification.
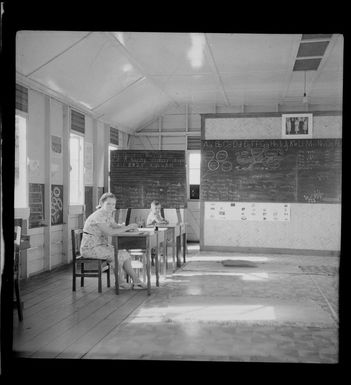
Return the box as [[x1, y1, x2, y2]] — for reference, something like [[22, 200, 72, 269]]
[[201, 112, 342, 255], [16, 86, 119, 277]]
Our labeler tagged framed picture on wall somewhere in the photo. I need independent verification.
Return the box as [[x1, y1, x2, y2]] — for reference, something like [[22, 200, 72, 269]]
[[282, 113, 313, 139]]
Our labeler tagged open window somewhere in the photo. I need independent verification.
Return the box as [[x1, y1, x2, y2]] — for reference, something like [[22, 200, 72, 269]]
[[188, 151, 201, 200]]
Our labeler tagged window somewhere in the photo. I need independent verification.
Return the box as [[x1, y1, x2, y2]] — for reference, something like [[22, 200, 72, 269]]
[[15, 113, 27, 208], [188, 151, 201, 199], [108, 144, 119, 191], [69, 133, 84, 205]]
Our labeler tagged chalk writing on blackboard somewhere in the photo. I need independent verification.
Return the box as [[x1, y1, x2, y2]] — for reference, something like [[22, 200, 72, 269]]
[[201, 139, 341, 204], [51, 184, 63, 225]]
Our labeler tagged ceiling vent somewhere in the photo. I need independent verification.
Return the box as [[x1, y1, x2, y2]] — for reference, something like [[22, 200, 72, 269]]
[[301, 34, 333, 40], [293, 34, 332, 71]]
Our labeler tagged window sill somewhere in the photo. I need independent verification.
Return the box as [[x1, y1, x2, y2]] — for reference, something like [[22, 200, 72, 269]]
[[69, 205, 84, 215]]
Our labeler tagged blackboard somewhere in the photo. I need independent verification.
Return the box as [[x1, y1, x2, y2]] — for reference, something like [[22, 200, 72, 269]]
[[51, 184, 63, 225], [97, 187, 104, 206], [29, 183, 45, 228], [201, 139, 342, 204], [110, 150, 187, 208], [85, 186, 93, 218]]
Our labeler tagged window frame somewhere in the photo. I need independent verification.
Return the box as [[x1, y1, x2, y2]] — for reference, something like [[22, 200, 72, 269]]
[[15, 109, 28, 209], [69, 131, 85, 205]]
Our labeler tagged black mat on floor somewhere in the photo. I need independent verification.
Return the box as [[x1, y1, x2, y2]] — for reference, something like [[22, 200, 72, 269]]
[[221, 260, 257, 267], [298, 265, 338, 276]]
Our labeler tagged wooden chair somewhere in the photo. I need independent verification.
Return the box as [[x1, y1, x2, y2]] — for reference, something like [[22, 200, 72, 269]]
[[71, 229, 111, 293], [14, 225, 23, 321], [126, 249, 146, 283]]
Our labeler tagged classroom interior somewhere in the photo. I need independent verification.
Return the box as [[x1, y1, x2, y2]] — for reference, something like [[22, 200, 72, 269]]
[[2, 32, 344, 366]]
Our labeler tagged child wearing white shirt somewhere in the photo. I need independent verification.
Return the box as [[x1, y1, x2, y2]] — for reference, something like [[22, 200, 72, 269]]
[[146, 200, 169, 226]]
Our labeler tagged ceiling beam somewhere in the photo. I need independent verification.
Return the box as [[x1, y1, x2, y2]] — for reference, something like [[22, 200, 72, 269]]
[[204, 34, 230, 107], [106, 32, 180, 108], [281, 34, 302, 101], [26, 32, 93, 77], [91, 76, 146, 111]]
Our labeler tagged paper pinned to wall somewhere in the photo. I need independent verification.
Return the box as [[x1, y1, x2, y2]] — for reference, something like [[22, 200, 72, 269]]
[[206, 202, 290, 222], [84, 142, 93, 185]]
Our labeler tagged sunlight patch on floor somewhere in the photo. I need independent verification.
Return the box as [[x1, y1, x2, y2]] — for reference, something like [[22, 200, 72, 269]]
[[172, 271, 269, 281], [130, 304, 276, 323]]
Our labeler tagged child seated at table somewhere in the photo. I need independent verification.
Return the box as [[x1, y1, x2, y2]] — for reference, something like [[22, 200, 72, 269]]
[[146, 200, 169, 226], [146, 200, 168, 266]]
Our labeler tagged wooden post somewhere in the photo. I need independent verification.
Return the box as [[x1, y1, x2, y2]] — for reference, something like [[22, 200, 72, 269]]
[[43, 95, 52, 271], [62, 104, 70, 264]]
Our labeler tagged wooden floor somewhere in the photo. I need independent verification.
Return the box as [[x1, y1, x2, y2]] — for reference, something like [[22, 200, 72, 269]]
[[11, 246, 340, 364], [12, 264, 151, 359]]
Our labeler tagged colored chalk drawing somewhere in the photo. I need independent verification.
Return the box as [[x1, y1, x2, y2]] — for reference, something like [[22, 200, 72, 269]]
[[205, 202, 290, 221]]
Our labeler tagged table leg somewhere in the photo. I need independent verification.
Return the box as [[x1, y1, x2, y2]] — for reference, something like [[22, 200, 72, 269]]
[[183, 232, 187, 264], [146, 247, 151, 296]]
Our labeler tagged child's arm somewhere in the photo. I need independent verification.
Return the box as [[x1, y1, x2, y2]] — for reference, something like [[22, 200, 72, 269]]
[[146, 212, 156, 226]]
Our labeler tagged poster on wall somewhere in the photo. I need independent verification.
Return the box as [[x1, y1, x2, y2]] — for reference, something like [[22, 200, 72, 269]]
[[51, 184, 63, 225], [84, 142, 93, 185], [206, 202, 290, 222], [29, 183, 45, 228], [51, 135, 62, 156]]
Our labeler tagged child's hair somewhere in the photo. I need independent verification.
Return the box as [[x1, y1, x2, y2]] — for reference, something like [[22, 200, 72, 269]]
[[151, 200, 161, 208], [96, 192, 116, 209]]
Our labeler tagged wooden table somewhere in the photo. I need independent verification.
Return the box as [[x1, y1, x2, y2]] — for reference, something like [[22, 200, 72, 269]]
[[156, 223, 187, 269], [112, 229, 160, 296]]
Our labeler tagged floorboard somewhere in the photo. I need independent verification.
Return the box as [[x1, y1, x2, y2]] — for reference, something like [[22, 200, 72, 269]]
[[12, 248, 339, 363]]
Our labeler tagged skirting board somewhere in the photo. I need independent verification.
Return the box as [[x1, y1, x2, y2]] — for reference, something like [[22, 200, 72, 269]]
[[200, 246, 340, 257]]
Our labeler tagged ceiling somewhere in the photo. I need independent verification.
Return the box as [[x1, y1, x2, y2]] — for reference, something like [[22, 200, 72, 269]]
[[16, 32, 343, 134]]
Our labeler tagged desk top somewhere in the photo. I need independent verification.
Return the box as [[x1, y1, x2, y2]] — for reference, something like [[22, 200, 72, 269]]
[[114, 230, 154, 237]]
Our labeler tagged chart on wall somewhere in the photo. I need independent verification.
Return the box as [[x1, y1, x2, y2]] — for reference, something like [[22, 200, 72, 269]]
[[29, 183, 45, 228], [110, 150, 187, 208], [205, 202, 290, 221], [51, 184, 63, 225], [201, 139, 342, 203]]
